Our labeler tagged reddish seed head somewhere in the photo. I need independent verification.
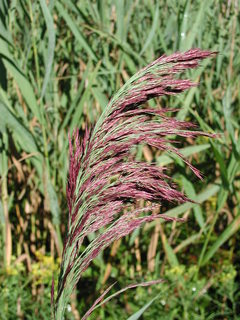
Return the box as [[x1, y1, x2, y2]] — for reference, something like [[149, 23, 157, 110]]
[[54, 49, 216, 317]]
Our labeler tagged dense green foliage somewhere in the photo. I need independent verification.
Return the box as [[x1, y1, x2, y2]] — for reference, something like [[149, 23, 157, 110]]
[[0, 0, 239, 319]]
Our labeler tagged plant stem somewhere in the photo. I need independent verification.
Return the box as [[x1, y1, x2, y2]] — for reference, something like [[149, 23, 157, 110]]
[[28, 0, 41, 91], [0, 130, 11, 267]]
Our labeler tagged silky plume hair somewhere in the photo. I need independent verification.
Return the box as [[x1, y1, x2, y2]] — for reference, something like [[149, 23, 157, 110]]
[[53, 49, 215, 319]]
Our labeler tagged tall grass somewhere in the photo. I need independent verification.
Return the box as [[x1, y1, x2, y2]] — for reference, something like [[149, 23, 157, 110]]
[[0, 1, 239, 319]]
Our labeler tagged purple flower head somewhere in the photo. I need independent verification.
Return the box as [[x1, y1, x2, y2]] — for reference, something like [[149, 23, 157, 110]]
[[53, 49, 216, 319]]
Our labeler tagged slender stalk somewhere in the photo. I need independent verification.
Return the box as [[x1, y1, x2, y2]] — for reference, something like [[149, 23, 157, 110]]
[[28, 0, 62, 253], [28, 0, 41, 91], [1, 129, 11, 267]]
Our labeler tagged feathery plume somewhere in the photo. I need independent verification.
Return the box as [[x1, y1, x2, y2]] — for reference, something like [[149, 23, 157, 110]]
[[53, 49, 215, 319]]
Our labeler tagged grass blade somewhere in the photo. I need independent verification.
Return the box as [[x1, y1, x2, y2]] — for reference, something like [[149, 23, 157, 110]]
[[0, 100, 42, 176], [127, 294, 160, 320], [69, 60, 101, 131], [39, 0, 56, 99], [55, 2, 97, 61], [180, 0, 211, 51], [181, 175, 205, 230], [201, 214, 240, 265], [0, 39, 41, 121], [140, 5, 159, 55]]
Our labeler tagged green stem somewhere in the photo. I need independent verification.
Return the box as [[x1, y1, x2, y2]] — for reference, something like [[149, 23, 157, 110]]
[[28, 0, 62, 259], [28, 0, 41, 91], [1, 130, 11, 267]]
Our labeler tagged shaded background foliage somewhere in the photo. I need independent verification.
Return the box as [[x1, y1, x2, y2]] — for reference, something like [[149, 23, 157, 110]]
[[0, 0, 239, 319]]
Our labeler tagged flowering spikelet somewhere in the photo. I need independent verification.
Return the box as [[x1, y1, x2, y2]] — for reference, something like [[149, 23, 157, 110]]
[[53, 49, 215, 319]]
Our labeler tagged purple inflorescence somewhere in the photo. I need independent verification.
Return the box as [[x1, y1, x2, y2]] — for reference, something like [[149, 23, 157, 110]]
[[53, 49, 216, 317]]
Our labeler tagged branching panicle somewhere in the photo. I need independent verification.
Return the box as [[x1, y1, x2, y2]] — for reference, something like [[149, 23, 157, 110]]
[[53, 49, 216, 319]]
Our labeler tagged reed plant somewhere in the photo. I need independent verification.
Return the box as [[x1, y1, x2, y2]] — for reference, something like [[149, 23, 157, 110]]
[[53, 49, 215, 319], [1, 1, 240, 319]]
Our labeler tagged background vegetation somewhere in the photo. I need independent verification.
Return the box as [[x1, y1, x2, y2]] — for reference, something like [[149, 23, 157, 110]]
[[0, 0, 239, 319]]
